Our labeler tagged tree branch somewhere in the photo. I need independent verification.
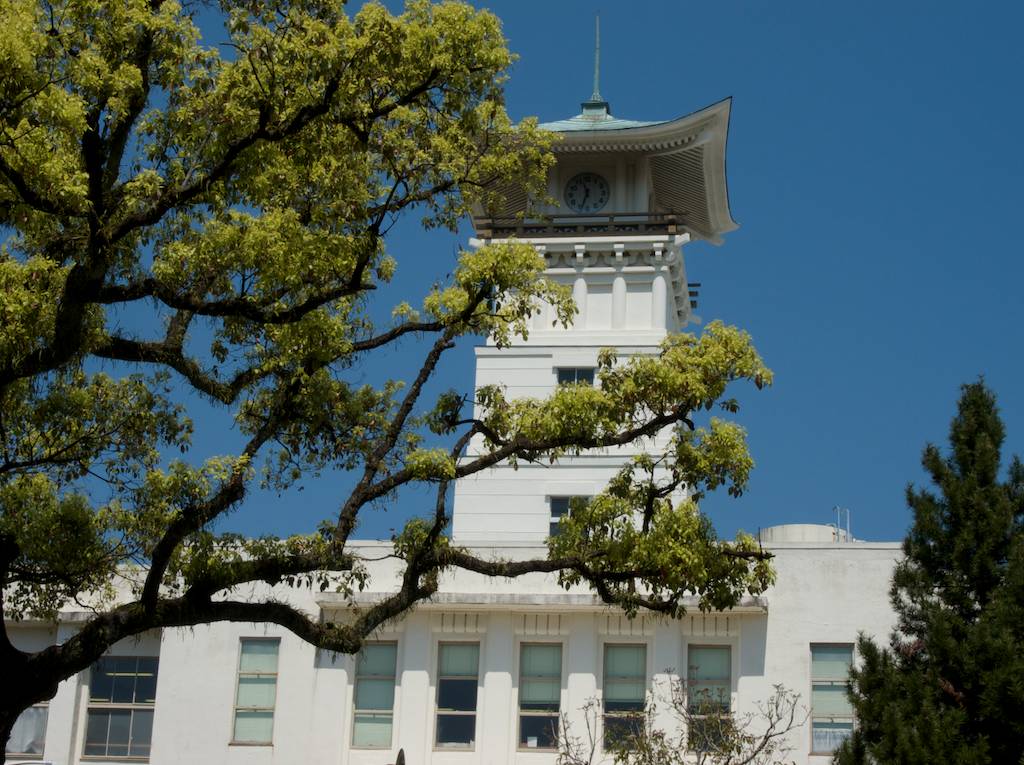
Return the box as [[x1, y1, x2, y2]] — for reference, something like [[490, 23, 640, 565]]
[[94, 335, 264, 405]]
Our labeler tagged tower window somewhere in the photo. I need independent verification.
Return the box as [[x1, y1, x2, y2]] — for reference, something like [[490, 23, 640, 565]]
[[556, 367, 595, 385], [602, 644, 646, 748], [549, 496, 590, 537], [810, 644, 854, 753], [436, 642, 479, 748], [84, 656, 159, 759], [687, 645, 731, 751], [6, 704, 48, 758], [352, 642, 398, 748], [518, 643, 562, 749], [232, 638, 280, 745]]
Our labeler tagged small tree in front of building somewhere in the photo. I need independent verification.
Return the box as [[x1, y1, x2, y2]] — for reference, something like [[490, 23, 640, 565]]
[[557, 683, 806, 765], [834, 382, 1024, 764]]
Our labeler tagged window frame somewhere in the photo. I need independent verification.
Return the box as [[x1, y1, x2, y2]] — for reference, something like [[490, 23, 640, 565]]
[[548, 495, 591, 538], [434, 641, 480, 751], [230, 637, 281, 747], [82, 655, 159, 761], [600, 642, 648, 751], [809, 643, 855, 756], [350, 641, 399, 750], [516, 641, 564, 752], [686, 643, 733, 752], [6, 703, 49, 759], [555, 367, 596, 386]]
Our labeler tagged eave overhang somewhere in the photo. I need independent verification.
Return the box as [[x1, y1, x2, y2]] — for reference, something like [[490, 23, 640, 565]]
[[544, 98, 738, 244], [317, 591, 768, 614], [495, 96, 729, 245]]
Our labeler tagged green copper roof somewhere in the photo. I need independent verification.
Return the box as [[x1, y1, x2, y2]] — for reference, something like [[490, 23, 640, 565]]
[[538, 102, 666, 133]]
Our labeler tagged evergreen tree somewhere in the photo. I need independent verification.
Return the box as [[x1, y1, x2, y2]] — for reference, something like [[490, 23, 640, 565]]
[[835, 382, 1024, 764]]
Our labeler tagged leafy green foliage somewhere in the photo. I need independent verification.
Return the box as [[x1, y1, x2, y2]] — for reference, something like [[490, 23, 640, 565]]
[[835, 382, 1024, 764]]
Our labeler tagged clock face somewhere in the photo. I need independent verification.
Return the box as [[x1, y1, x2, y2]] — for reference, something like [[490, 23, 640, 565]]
[[564, 172, 610, 213]]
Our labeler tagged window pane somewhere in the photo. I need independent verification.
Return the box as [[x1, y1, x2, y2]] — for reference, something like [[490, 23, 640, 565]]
[[605, 645, 645, 679], [521, 679, 560, 708], [90, 658, 114, 702], [84, 710, 110, 756], [358, 644, 397, 677], [110, 656, 138, 704], [688, 646, 730, 682], [237, 676, 277, 708], [604, 698, 645, 713], [604, 714, 643, 747], [689, 683, 730, 712], [7, 706, 47, 755], [557, 368, 594, 385], [438, 678, 478, 712], [812, 721, 853, 752], [812, 645, 853, 680], [689, 714, 730, 752], [812, 684, 853, 717], [604, 679, 646, 703], [106, 709, 131, 757], [355, 678, 395, 711], [135, 658, 159, 703], [129, 709, 154, 757], [550, 497, 570, 518], [436, 714, 475, 747], [520, 715, 559, 749], [240, 640, 279, 673], [353, 714, 393, 747], [522, 644, 561, 677], [234, 710, 274, 743], [439, 644, 478, 677]]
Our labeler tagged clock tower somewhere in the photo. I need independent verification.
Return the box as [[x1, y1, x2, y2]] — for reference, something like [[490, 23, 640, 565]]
[[452, 49, 738, 544]]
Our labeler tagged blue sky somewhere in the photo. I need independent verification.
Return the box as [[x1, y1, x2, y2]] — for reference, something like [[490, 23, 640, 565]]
[[206, 1, 1024, 544]]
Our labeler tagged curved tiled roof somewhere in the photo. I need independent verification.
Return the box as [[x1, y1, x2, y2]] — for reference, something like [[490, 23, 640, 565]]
[[538, 113, 664, 132], [538, 99, 664, 132]]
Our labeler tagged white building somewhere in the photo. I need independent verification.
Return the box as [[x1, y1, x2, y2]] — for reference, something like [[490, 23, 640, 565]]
[[6, 90, 901, 765]]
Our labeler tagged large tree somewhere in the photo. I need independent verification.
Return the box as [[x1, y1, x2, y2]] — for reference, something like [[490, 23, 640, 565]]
[[0, 0, 774, 756], [835, 382, 1024, 764]]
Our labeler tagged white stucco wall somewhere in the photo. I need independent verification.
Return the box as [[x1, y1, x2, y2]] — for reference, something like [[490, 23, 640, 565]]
[[7, 540, 899, 765]]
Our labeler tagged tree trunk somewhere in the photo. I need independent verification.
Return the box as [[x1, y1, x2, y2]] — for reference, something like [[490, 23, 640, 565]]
[[0, 662, 60, 765], [0, 706, 16, 765]]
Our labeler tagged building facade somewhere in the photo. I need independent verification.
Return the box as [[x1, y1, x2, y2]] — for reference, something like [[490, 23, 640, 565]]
[[6, 92, 901, 765]]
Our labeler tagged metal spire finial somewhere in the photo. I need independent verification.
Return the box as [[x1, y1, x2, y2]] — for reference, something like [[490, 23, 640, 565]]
[[580, 13, 609, 116]]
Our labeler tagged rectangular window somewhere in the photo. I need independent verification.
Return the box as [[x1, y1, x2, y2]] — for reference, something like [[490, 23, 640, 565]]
[[602, 644, 646, 748], [435, 643, 479, 749], [352, 643, 398, 748], [232, 639, 280, 745], [556, 367, 595, 386], [549, 496, 590, 538], [688, 645, 731, 711], [84, 656, 159, 759], [811, 644, 854, 754], [6, 704, 48, 758], [687, 645, 731, 751], [519, 644, 562, 750]]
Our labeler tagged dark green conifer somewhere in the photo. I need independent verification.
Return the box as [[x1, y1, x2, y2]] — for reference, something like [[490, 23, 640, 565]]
[[835, 382, 1024, 764]]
